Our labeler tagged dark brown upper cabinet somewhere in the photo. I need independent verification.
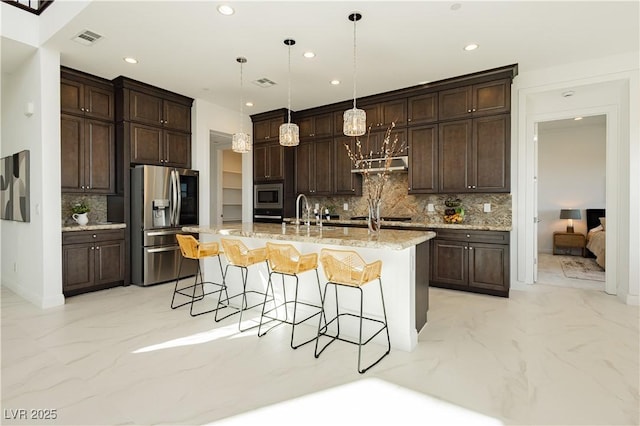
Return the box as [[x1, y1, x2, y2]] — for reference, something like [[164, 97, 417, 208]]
[[61, 69, 114, 121], [407, 93, 438, 125], [438, 114, 509, 193], [408, 124, 438, 194], [438, 79, 510, 121], [129, 123, 191, 168], [362, 99, 407, 130], [333, 136, 362, 196], [254, 117, 285, 142], [253, 141, 284, 182], [297, 112, 333, 140], [129, 91, 191, 132], [294, 138, 333, 195]]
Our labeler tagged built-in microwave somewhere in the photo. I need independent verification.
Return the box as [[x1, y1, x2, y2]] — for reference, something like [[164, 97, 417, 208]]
[[254, 183, 283, 209]]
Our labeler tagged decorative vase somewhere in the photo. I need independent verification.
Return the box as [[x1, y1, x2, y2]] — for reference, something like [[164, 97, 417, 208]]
[[367, 199, 382, 234], [72, 212, 89, 226]]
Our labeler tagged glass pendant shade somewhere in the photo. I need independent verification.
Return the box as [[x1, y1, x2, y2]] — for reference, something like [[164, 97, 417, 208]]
[[279, 122, 299, 146], [232, 132, 251, 153], [343, 107, 367, 136]]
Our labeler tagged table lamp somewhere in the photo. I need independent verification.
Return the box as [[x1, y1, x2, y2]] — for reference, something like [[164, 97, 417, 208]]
[[559, 209, 581, 233]]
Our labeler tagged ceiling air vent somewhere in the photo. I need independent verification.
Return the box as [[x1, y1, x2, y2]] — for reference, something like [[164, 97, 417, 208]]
[[252, 78, 277, 88], [72, 30, 103, 46]]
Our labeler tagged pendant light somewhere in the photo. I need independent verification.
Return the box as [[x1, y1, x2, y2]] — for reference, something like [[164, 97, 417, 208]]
[[232, 57, 251, 153], [343, 12, 366, 137], [279, 38, 299, 147]]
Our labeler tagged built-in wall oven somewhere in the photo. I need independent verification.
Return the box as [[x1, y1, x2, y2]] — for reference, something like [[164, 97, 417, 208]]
[[254, 183, 283, 222]]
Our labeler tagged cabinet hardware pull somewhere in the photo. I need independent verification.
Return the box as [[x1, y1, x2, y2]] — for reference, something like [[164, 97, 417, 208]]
[[466, 234, 470, 238], [91, 246, 95, 250], [96, 246, 100, 250]]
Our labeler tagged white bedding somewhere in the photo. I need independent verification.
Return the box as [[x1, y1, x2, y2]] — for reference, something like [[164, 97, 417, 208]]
[[586, 225, 605, 269]]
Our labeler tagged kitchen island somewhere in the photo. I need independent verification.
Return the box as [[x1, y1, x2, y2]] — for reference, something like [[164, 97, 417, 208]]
[[183, 223, 435, 352]]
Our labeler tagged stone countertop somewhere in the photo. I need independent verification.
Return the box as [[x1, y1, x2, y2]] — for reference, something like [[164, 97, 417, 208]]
[[183, 223, 435, 250], [283, 218, 512, 232], [62, 223, 127, 232]]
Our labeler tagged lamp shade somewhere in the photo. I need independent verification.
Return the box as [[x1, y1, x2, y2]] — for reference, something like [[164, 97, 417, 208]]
[[559, 209, 581, 220]]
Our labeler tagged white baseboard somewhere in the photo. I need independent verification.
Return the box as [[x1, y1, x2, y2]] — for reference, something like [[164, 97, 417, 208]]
[[2, 279, 65, 309]]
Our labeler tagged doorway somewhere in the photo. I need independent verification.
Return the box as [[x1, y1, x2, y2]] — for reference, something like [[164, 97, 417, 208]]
[[209, 131, 244, 225], [535, 115, 606, 290]]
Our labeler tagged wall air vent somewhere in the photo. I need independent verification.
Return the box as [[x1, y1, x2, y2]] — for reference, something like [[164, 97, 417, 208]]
[[72, 30, 103, 46], [252, 78, 277, 88]]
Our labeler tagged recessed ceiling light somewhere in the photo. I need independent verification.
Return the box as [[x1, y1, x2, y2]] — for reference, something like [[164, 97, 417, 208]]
[[330, 80, 340, 85], [303, 51, 315, 59], [574, 117, 583, 121], [217, 5, 234, 15], [123, 57, 138, 64], [245, 102, 254, 107], [463, 43, 479, 51]]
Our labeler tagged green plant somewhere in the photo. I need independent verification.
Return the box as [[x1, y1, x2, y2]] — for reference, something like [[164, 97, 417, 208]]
[[71, 201, 90, 214]]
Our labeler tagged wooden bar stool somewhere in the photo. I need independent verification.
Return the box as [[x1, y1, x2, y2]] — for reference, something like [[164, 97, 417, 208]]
[[171, 234, 228, 317], [259, 242, 325, 349], [217, 238, 270, 332], [315, 248, 391, 373]]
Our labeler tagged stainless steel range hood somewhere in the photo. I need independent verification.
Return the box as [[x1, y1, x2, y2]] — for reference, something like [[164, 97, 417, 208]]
[[351, 156, 408, 173]]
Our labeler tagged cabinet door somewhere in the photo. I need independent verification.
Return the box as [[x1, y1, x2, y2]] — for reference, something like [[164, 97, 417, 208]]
[[439, 120, 472, 193], [314, 138, 333, 195], [473, 114, 509, 192], [94, 240, 125, 285], [267, 143, 284, 180], [439, 86, 472, 120], [62, 243, 95, 293], [297, 117, 314, 140], [295, 141, 312, 194], [269, 118, 284, 139], [473, 79, 510, 117], [61, 114, 85, 192], [164, 130, 191, 168], [363, 104, 381, 130], [431, 239, 468, 287], [408, 93, 438, 125], [163, 100, 191, 132], [130, 90, 163, 126], [85, 119, 115, 193], [84, 84, 114, 121], [408, 125, 438, 193], [253, 144, 268, 180], [333, 137, 361, 195], [380, 99, 407, 127], [61, 79, 84, 116], [254, 120, 271, 142], [130, 123, 163, 165], [468, 243, 509, 293], [314, 113, 333, 138]]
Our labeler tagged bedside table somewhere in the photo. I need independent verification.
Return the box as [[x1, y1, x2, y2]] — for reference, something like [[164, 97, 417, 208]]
[[553, 232, 586, 256]]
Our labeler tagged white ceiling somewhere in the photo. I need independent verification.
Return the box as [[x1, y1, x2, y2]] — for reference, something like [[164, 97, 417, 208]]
[[4, 1, 639, 115]]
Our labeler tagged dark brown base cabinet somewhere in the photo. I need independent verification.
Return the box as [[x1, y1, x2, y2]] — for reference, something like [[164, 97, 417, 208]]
[[62, 229, 125, 296], [431, 229, 510, 297]]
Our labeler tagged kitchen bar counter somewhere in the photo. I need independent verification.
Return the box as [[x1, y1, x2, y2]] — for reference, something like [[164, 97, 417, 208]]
[[62, 223, 127, 232], [184, 223, 435, 352]]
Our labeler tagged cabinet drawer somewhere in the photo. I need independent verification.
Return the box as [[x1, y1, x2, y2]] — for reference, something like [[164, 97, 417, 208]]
[[63, 229, 125, 245], [434, 229, 509, 244]]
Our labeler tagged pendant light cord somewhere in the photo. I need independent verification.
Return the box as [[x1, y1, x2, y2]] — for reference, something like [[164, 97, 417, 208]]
[[287, 43, 292, 124], [239, 60, 244, 133], [352, 13, 357, 109]]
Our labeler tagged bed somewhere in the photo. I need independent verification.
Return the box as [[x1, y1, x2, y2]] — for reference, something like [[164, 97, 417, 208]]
[[585, 208, 606, 269]]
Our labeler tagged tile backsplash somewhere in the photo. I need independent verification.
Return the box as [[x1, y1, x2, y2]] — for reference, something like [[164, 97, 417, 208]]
[[306, 173, 511, 227], [61, 194, 108, 225]]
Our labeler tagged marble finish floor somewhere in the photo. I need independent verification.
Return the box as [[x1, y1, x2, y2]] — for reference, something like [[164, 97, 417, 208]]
[[1, 280, 638, 425], [537, 253, 606, 291]]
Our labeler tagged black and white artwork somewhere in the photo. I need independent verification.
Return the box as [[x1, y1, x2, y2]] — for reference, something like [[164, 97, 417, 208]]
[[0, 150, 30, 222]]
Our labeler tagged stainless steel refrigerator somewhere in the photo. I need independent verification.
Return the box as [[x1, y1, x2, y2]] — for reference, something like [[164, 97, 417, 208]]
[[130, 165, 199, 286]]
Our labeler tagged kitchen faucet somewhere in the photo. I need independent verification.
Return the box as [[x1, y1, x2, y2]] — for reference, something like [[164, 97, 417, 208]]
[[295, 193, 310, 226]]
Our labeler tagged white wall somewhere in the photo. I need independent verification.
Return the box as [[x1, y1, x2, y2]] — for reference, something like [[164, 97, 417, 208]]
[[0, 47, 63, 308], [537, 121, 606, 252], [513, 51, 639, 304]]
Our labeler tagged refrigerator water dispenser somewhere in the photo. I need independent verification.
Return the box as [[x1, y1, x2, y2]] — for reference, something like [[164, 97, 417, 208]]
[[152, 199, 170, 227]]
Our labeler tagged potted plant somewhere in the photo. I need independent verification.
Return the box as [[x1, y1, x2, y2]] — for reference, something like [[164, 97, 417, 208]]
[[71, 200, 90, 225]]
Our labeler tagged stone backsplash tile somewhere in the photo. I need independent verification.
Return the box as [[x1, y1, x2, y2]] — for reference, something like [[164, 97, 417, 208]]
[[61, 194, 108, 225], [306, 174, 511, 227]]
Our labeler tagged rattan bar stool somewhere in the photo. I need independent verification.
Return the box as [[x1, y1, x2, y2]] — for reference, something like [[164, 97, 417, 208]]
[[217, 238, 270, 331], [258, 242, 325, 349], [171, 234, 228, 317], [315, 248, 391, 374]]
